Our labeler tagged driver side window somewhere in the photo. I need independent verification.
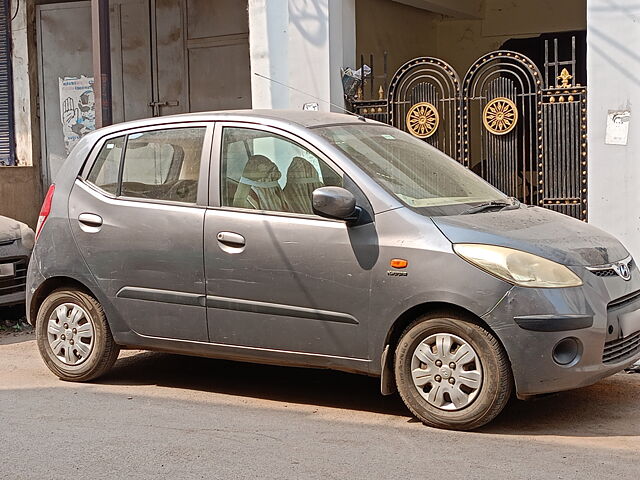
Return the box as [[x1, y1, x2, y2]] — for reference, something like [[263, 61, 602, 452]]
[[220, 127, 342, 215]]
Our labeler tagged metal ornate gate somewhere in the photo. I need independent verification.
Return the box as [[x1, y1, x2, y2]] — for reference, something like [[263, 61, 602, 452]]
[[539, 38, 588, 220], [461, 51, 543, 207], [387, 57, 461, 160], [350, 37, 588, 220]]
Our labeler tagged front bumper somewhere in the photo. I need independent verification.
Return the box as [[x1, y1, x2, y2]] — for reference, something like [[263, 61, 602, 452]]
[[484, 262, 640, 398]]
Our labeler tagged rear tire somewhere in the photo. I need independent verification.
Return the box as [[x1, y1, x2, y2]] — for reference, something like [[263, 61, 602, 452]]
[[36, 288, 119, 382], [394, 314, 512, 430]]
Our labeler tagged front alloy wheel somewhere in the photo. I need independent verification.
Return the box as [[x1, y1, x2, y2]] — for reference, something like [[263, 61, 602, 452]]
[[395, 315, 512, 430], [411, 333, 483, 411]]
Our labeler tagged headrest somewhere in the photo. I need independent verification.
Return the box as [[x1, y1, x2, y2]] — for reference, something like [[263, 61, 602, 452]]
[[286, 156, 321, 184], [240, 155, 282, 188]]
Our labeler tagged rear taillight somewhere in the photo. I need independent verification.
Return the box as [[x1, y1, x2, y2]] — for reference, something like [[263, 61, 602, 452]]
[[35, 184, 55, 241]]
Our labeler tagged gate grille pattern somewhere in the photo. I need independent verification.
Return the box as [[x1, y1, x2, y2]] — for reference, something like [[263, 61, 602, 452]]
[[388, 57, 460, 160], [480, 78, 519, 199], [541, 87, 588, 220], [462, 51, 543, 208], [351, 100, 388, 124]]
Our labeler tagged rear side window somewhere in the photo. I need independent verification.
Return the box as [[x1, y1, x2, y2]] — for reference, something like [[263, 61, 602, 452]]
[[120, 128, 206, 203], [86, 127, 206, 204], [86, 136, 125, 195]]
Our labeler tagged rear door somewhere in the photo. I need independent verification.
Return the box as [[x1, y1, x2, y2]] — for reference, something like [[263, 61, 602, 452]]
[[203, 123, 374, 359], [69, 122, 213, 341]]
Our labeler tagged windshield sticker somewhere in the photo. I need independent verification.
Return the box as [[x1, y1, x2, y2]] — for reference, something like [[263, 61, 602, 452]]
[[381, 134, 396, 140]]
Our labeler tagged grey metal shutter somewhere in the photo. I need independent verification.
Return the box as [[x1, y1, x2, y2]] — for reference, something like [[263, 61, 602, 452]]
[[0, 0, 14, 165]]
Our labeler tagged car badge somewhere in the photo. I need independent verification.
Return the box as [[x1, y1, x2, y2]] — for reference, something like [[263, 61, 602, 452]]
[[613, 261, 631, 281]]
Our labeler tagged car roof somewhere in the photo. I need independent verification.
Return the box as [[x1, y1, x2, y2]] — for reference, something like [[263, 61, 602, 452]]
[[90, 109, 370, 138]]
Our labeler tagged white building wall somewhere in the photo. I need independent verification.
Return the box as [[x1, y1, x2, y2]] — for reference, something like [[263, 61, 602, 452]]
[[248, 0, 355, 112], [587, 1, 640, 260]]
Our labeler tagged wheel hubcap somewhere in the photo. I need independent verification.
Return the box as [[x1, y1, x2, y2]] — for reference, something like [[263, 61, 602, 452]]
[[410, 333, 483, 411], [47, 303, 95, 366]]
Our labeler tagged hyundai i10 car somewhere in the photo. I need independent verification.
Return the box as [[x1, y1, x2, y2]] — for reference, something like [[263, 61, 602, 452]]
[[26, 111, 640, 430]]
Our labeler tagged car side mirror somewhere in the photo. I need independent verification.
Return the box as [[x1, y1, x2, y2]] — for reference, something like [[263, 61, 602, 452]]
[[312, 187, 360, 222]]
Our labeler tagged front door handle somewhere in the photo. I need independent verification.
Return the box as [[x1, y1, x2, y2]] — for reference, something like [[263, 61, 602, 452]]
[[217, 231, 245, 247], [78, 213, 103, 233]]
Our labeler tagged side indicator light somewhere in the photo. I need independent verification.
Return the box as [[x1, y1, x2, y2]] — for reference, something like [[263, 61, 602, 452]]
[[390, 259, 408, 269]]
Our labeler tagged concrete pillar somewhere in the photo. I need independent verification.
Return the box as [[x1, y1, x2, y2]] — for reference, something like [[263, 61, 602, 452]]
[[248, 0, 355, 112], [91, 0, 112, 128], [587, 0, 640, 259]]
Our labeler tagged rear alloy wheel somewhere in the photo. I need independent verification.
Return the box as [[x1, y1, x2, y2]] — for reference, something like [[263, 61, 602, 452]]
[[395, 315, 512, 430], [36, 288, 119, 381], [46, 303, 95, 366]]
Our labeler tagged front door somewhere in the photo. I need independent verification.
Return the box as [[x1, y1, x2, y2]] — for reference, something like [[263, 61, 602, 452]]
[[204, 124, 373, 359], [68, 123, 212, 341]]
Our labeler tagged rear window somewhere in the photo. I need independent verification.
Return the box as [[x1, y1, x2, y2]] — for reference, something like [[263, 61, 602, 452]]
[[86, 136, 125, 195]]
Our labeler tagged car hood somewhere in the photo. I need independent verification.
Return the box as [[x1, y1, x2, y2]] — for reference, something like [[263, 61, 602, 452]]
[[0, 215, 26, 243], [431, 206, 629, 266]]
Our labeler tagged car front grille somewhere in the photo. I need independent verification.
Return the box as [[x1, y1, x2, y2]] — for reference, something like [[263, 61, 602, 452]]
[[608, 290, 640, 309], [589, 259, 635, 278], [603, 330, 640, 364], [0, 257, 28, 296], [590, 269, 618, 278]]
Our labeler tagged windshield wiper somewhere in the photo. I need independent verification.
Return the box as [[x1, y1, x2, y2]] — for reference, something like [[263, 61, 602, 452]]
[[461, 198, 520, 215]]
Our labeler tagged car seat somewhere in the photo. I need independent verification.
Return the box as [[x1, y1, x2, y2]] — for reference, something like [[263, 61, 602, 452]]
[[232, 154, 288, 211], [282, 157, 325, 214]]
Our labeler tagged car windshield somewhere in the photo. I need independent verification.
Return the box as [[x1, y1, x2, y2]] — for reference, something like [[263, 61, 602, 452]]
[[314, 123, 508, 216]]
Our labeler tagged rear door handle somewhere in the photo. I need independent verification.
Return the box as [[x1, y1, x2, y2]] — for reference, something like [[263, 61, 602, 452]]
[[78, 213, 103, 232], [217, 231, 245, 247]]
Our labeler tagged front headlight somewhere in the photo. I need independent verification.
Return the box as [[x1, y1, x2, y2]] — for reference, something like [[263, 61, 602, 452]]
[[453, 243, 583, 288]]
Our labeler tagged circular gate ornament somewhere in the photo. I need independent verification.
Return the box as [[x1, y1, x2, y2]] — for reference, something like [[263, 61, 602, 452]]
[[406, 102, 440, 139], [483, 97, 518, 135]]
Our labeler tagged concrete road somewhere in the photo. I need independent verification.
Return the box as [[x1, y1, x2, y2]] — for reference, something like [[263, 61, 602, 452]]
[[1, 332, 639, 480]]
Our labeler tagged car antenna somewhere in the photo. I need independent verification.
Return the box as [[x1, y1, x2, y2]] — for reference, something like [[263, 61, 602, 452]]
[[253, 72, 367, 121]]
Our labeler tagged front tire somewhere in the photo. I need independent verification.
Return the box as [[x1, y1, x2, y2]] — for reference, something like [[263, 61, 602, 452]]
[[36, 288, 120, 381], [394, 314, 512, 430]]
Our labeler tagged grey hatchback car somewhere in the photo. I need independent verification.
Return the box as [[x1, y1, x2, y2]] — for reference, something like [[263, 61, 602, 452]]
[[27, 111, 640, 430]]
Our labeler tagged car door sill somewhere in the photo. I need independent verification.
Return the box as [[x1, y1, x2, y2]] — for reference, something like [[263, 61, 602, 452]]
[[117, 331, 371, 374], [136, 333, 369, 362]]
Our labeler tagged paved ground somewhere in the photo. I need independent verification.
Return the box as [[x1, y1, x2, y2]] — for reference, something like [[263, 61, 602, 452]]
[[1, 331, 639, 480]]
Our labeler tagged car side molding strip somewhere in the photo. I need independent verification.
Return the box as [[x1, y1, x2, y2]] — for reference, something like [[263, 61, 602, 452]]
[[115, 287, 359, 325], [206, 295, 359, 325], [116, 287, 205, 307]]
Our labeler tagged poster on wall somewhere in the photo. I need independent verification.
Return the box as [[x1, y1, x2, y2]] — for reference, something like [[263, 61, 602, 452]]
[[59, 75, 96, 154], [605, 110, 631, 146]]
